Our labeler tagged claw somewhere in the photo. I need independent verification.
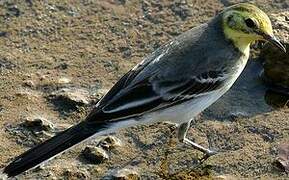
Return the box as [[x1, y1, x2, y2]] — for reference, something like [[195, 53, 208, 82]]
[[199, 150, 218, 163]]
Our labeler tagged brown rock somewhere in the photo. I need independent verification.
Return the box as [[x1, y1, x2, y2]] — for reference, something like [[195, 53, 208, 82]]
[[50, 88, 90, 105], [81, 146, 109, 164], [23, 80, 35, 88], [214, 175, 239, 180], [22, 116, 54, 132], [57, 77, 71, 84], [261, 12, 289, 90], [112, 168, 140, 180], [0, 173, 8, 180], [62, 168, 90, 180], [98, 136, 122, 150], [276, 143, 289, 172]]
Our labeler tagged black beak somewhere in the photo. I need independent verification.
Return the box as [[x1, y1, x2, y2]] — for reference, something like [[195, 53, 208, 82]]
[[263, 34, 286, 53]]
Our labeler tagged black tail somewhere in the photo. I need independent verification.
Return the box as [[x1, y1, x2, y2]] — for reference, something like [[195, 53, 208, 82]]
[[3, 120, 108, 177]]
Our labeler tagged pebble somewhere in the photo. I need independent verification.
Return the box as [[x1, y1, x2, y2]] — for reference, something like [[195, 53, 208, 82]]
[[0, 58, 16, 70], [214, 175, 238, 180], [0, 31, 7, 37], [50, 88, 90, 105], [0, 173, 7, 180], [22, 116, 54, 132], [92, 88, 108, 100], [111, 168, 140, 180], [170, 2, 192, 20], [57, 77, 71, 84], [98, 136, 122, 150], [228, 111, 249, 121], [23, 80, 35, 88], [246, 126, 278, 142], [63, 169, 90, 179], [7, 5, 21, 17], [276, 143, 289, 172], [15, 89, 40, 99], [119, 46, 132, 58], [82, 146, 109, 164], [55, 123, 72, 131]]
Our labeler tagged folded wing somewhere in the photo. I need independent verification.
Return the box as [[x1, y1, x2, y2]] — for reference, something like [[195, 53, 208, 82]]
[[87, 68, 228, 122]]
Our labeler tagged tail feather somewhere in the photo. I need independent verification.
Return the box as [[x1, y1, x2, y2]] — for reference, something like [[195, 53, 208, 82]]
[[3, 121, 108, 177]]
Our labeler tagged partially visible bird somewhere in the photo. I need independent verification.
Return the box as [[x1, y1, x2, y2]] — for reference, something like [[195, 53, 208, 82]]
[[3, 3, 286, 178]]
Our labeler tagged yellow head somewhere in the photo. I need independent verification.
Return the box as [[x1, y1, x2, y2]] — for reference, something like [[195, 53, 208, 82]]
[[222, 3, 285, 53]]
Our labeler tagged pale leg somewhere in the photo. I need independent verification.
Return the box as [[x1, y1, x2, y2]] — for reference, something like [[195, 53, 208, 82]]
[[177, 120, 217, 161]]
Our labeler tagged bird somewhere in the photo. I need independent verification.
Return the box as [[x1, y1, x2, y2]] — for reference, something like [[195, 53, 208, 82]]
[[3, 3, 286, 178]]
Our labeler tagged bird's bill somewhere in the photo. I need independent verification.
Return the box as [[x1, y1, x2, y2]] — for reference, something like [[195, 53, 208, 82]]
[[263, 34, 286, 53]]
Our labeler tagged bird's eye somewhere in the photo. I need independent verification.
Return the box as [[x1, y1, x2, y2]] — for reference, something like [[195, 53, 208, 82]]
[[245, 18, 257, 28]]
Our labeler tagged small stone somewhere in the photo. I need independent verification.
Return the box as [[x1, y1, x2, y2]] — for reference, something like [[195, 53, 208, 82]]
[[275, 143, 289, 172], [170, 2, 192, 20], [0, 32, 7, 37], [67, 8, 79, 17], [50, 88, 90, 105], [63, 168, 89, 179], [0, 58, 16, 70], [22, 116, 54, 132], [56, 62, 69, 70], [0, 173, 8, 180], [119, 46, 132, 58], [92, 88, 108, 100], [98, 136, 122, 150], [112, 168, 140, 180], [122, 49, 132, 58], [55, 123, 72, 131], [7, 5, 21, 17], [115, 0, 126, 5], [82, 146, 109, 164], [57, 77, 71, 84], [15, 89, 40, 99], [23, 80, 35, 88], [38, 74, 48, 81], [214, 175, 238, 180], [246, 126, 279, 142], [228, 111, 249, 121]]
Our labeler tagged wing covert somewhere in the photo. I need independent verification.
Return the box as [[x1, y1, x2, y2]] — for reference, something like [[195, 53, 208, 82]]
[[92, 70, 229, 122]]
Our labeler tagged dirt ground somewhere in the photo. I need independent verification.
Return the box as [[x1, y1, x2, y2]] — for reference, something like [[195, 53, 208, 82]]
[[0, 0, 289, 179]]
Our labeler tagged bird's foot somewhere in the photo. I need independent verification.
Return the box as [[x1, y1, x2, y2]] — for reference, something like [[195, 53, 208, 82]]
[[198, 149, 218, 163], [182, 138, 217, 162]]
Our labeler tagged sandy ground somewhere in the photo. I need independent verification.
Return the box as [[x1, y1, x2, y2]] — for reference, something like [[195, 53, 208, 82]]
[[0, 0, 289, 179]]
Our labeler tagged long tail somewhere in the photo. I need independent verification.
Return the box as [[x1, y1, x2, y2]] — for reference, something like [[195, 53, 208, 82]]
[[3, 120, 108, 177]]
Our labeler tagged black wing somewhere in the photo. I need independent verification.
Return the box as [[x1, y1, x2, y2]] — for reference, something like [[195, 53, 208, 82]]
[[86, 69, 228, 122]]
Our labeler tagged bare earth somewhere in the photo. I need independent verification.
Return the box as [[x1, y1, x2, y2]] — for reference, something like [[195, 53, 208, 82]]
[[0, 0, 289, 179]]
